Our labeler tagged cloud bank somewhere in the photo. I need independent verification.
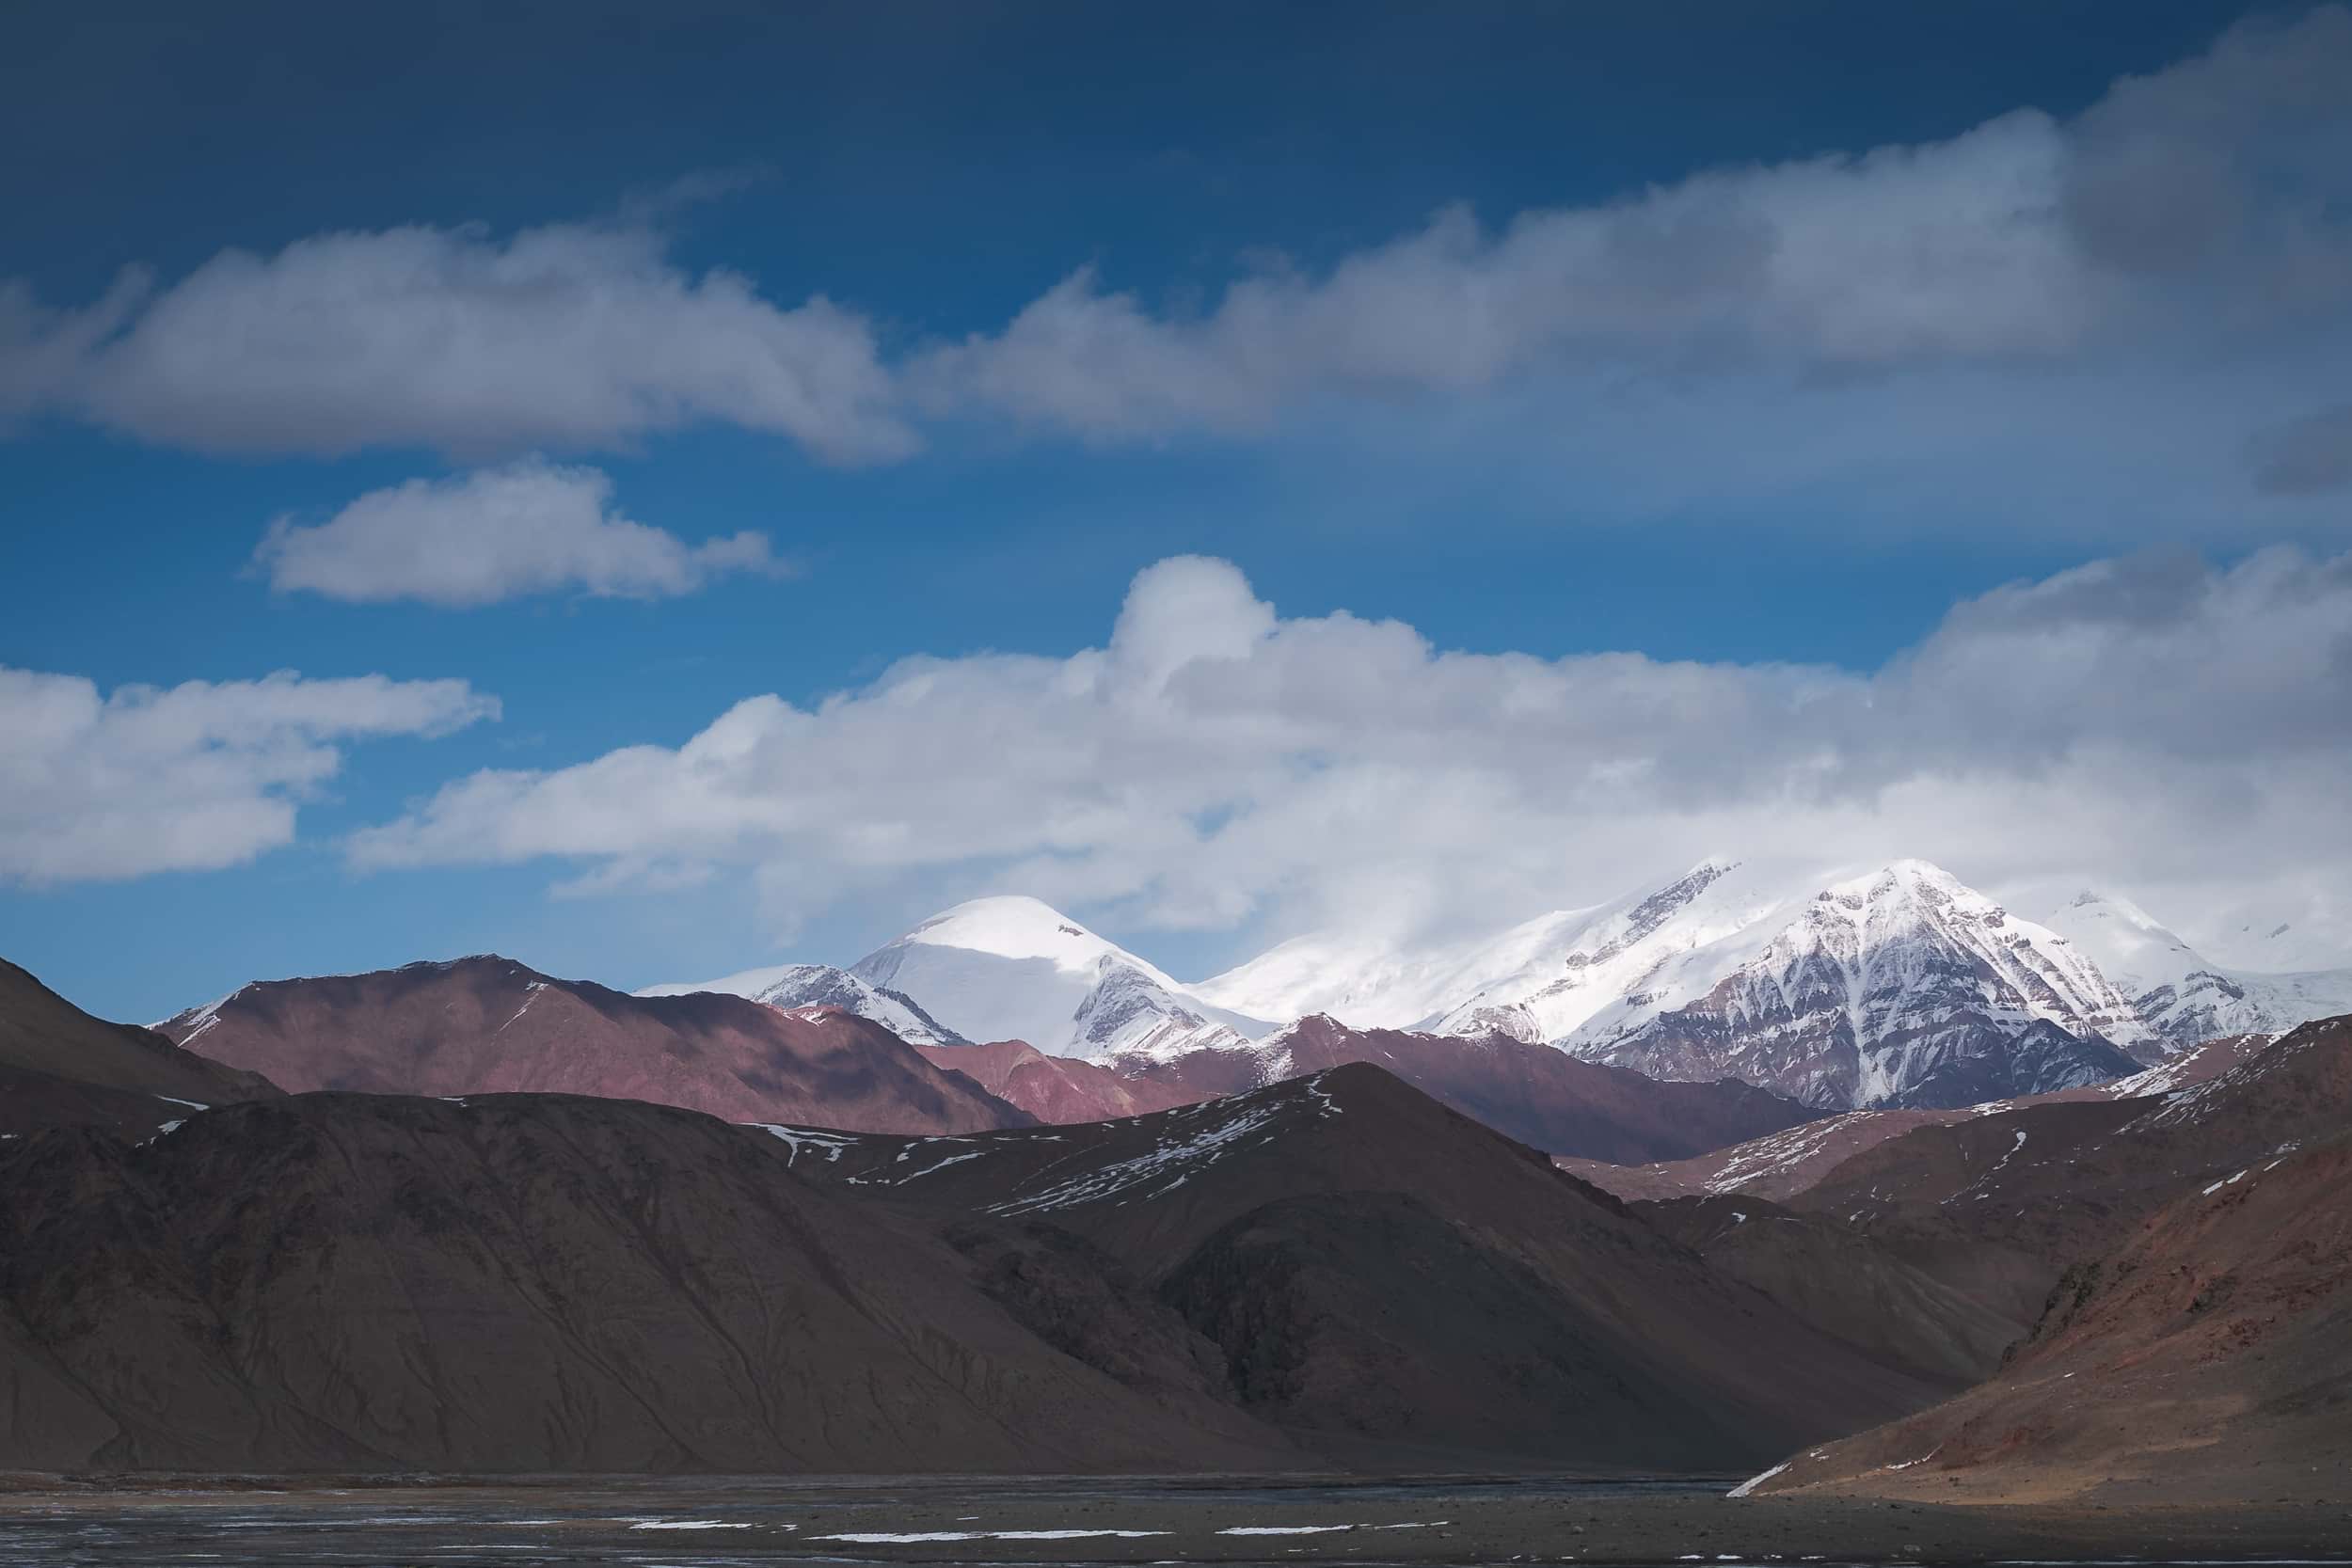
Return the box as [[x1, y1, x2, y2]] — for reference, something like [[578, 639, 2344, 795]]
[[257, 460, 791, 607], [5, 8, 2348, 501], [0, 670, 497, 882], [347, 548, 2352, 962]]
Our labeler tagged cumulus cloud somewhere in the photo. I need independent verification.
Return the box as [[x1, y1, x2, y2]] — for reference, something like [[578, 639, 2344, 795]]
[[6, 221, 910, 463], [1, 670, 498, 883], [346, 548, 2352, 961], [255, 459, 791, 607]]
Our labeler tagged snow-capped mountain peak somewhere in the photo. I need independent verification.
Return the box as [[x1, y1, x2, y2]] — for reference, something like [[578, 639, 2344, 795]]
[[1564, 859, 2153, 1107], [852, 896, 1272, 1062], [2042, 891, 2352, 1053], [898, 895, 1189, 990], [2045, 890, 2205, 999], [1421, 856, 1794, 1044]]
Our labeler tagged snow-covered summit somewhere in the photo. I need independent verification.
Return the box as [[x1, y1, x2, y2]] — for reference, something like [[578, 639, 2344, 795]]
[[1200, 857, 2166, 1111], [2043, 890, 2352, 1053], [897, 895, 1185, 981], [1561, 859, 2153, 1107], [2045, 892, 2211, 1006], [851, 896, 1274, 1062], [1422, 857, 1795, 1043], [1194, 857, 1771, 1034]]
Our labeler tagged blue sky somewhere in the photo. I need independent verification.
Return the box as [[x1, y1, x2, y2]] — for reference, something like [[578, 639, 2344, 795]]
[[6, 1, 2351, 1022]]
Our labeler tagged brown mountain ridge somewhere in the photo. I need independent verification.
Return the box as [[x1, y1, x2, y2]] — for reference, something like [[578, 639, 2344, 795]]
[[158, 957, 1028, 1135]]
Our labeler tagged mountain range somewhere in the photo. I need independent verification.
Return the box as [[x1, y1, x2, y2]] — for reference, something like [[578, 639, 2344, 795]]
[[158, 956, 1820, 1165], [16, 942, 2352, 1501], [0, 1053, 1943, 1473], [634, 858, 2351, 1113]]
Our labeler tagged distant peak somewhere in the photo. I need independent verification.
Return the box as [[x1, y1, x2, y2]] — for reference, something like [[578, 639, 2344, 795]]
[[910, 895, 1094, 942], [889, 895, 1154, 978], [2055, 888, 2169, 933], [1820, 859, 1968, 900]]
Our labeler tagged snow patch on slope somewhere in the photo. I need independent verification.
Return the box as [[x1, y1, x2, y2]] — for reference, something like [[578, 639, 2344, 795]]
[[638, 962, 969, 1046]]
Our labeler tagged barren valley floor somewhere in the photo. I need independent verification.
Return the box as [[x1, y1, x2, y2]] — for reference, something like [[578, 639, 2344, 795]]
[[4, 1473, 2351, 1567]]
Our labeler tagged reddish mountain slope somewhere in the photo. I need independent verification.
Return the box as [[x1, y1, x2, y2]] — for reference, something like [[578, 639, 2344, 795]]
[[914, 1038, 1203, 1121], [1637, 1194, 2026, 1389], [0, 959, 278, 1139], [1563, 1029, 2282, 1205], [1744, 1016, 2352, 1502], [925, 1014, 1819, 1163], [1756, 1137, 2352, 1504], [160, 958, 1025, 1135]]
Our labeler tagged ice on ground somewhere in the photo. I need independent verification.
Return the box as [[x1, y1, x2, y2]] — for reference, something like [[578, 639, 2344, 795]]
[[1726, 1460, 1788, 1498], [1219, 1525, 1357, 1535], [989, 1075, 1340, 1216], [817, 1528, 1169, 1543], [755, 1125, 861, 1164]]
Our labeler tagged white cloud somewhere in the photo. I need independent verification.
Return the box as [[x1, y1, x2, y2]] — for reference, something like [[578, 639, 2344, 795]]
[[7, 9, 2344, 499], [0, 670, 498, 883], [914, 110, 2089, 436], [347, 548, 2352, 964], [912, 8, 2352, 459], [8, 221, 911, 463], [256, 459, 791, 607]]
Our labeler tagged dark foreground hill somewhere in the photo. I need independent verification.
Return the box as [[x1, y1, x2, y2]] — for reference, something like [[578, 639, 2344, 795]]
[[0, 959, 278, 1139], [0, 1065, 1942, 1475], [1747, 1016, 2352, 1502], [159, 958, 1027, 1135], [0, 1090, 1286, 1474], [771, 1063, 1947, 1469]]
